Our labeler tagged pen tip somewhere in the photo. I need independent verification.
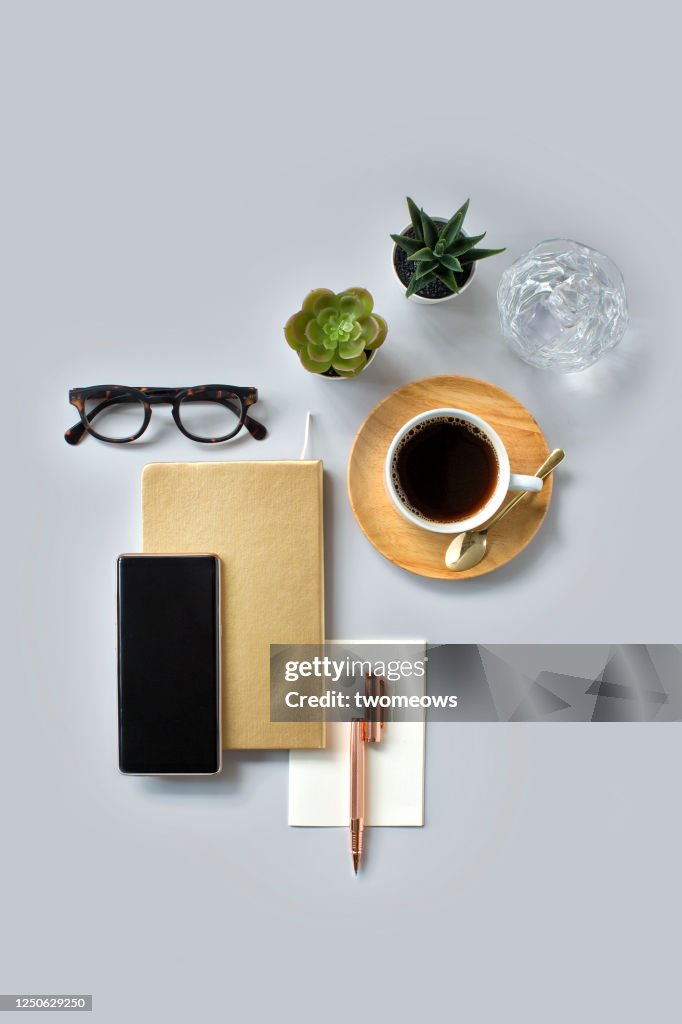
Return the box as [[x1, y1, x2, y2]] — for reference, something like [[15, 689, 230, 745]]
[[352, 854, 359, 875]]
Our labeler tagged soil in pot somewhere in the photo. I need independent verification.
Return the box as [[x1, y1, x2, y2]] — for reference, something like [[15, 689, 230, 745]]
[[393, 222, 473, 299]]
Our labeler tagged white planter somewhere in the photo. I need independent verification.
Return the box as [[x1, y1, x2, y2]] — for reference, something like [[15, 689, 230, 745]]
[[320, 347, 378, 381], [392, 222, 477, 303]]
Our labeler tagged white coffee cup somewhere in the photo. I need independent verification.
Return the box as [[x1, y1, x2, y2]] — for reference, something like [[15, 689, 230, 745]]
[[385, 407, 542, 534]]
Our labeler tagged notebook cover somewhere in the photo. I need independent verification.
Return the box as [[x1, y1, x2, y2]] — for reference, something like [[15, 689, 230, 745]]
[[142, 460, 325, 750]]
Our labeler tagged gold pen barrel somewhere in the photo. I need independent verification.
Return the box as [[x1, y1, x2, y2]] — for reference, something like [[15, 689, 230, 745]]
[[349, 677, 386, 874], [349, 718, 365, 873], [349, 719, 365, 819]]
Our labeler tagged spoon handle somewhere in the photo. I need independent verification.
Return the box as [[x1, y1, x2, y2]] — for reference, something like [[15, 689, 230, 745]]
[[484, 449, 565, 531]]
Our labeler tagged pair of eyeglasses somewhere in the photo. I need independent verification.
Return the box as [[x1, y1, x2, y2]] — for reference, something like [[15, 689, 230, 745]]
[[65, 385, 267, 445]]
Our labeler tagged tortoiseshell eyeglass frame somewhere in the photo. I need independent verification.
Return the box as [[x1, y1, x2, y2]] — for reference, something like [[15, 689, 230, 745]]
[[65, 385, 267, 445]]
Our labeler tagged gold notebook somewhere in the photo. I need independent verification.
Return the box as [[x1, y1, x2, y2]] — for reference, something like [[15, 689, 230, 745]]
[[142, 460, 325, 750]]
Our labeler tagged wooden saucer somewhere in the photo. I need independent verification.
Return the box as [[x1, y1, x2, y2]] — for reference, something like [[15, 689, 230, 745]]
[[347, 375, 553, 579]]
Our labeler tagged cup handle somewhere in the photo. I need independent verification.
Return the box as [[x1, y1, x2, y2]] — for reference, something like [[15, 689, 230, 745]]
[[509, 472, 543, 493]]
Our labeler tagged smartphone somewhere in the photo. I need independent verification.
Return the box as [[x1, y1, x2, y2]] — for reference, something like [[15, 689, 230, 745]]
[[117, 554, 221, 775]]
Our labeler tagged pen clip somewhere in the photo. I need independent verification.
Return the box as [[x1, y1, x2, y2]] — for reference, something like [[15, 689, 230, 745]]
[[364, 672, 385, 744]]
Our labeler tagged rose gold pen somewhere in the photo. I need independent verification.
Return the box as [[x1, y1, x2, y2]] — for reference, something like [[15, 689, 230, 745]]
[[349, 718, 365, 875], [349, 673, 385, 875]]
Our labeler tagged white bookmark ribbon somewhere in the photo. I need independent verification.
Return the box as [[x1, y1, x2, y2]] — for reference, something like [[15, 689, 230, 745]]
[[299, 411, 312, 460]]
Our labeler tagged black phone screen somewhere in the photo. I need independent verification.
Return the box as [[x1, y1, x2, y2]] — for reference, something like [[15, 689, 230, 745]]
[[117, 554, 221, 774]]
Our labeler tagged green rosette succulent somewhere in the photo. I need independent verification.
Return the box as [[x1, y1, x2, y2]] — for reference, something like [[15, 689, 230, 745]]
[[285, 287, 387, 378]]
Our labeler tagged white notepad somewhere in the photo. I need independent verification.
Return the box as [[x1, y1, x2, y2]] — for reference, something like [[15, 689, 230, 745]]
[[288, 642, 426, 827]]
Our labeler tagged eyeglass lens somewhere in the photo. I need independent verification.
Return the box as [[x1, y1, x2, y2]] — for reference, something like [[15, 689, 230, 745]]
[[83, 390, 146, 441]]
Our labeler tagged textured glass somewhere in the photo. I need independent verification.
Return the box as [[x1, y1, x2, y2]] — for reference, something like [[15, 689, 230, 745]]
[[497, 239, 628, 372]]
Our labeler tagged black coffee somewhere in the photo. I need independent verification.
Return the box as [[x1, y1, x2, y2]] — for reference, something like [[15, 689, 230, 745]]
[[393, 417, 498, 522]]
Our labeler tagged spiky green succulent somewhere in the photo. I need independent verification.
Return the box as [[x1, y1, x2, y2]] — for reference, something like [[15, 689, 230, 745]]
[[285, 287, 387, 378], [391, 197, 505, 298]]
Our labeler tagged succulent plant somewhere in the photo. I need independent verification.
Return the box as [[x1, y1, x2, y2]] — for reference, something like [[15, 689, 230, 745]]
[[285, 287, 387, 378], [391, 197, 505, 298]]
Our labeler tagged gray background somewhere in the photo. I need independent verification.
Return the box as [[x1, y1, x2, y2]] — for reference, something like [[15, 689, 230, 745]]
[[1, 1, 680, 1021]]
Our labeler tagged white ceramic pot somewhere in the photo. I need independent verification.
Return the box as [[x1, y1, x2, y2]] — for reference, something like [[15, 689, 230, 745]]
[[392, 223, 477, 304], [320, 347, 377, 381]]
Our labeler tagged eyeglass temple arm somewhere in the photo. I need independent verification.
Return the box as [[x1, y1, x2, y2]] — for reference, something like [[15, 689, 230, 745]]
[[65, 394, 267, 444], [242, 410, 267, 440], [229, 399, 267, 440]]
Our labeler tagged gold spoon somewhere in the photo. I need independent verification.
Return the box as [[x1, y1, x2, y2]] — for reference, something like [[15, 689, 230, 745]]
[[445, 448, 566, 572]]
